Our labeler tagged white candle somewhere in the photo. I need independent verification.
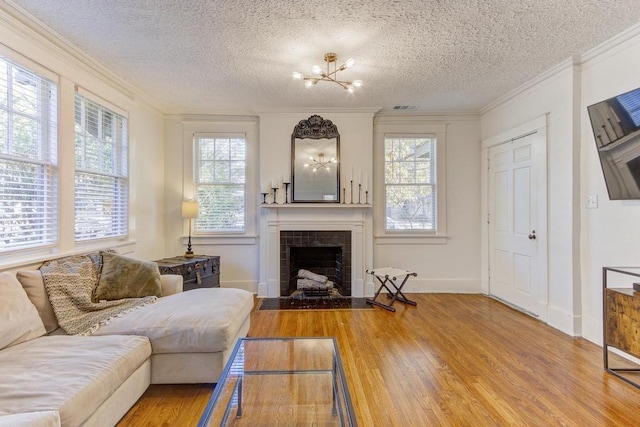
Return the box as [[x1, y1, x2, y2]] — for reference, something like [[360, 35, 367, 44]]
[[270, 180, 274, 189], [365, 175, 368, 191], [351, 167, 353, 181], [611, 107, 620, 122], [359, 169, 362, 183]]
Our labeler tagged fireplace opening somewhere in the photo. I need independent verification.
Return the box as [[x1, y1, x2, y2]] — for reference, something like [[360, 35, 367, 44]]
[[280, 231, 351, 297], [289, 246, 342, 296]]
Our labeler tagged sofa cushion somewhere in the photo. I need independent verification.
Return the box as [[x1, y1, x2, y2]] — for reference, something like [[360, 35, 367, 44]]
[[0, 273, 46, 350], [0, 411, 60, 427], [0, 335, 150, 426], [94, 252, 162, 301], [15, 270, 59, 333], [95, 288, 254, 353]]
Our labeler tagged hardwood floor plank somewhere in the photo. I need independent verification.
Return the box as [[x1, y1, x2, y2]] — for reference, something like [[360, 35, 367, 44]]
[[118, 295, 640, 426]]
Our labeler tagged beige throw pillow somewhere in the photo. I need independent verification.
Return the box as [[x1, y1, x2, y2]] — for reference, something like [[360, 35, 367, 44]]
[[93, 252, 162, 301], [16, 270, 59, 333], [0, 272, 46, 350]]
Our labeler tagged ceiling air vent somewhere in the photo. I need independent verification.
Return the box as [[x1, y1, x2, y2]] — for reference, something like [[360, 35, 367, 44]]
[[392, 105, 416, 110]]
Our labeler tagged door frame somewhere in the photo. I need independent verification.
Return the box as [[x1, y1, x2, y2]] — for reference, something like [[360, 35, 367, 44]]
[[481, 115, 549, 322]]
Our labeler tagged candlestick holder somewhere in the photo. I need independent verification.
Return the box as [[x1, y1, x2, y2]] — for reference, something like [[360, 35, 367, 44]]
[[261, 192, 268, 204], [350, 180, 354, 204], [283, 182, 290, 203], [365, 191, 369, 204], [358, 184, 362, 204], [271, 187, 279, 204]]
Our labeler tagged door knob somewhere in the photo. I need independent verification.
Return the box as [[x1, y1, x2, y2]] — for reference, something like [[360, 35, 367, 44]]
[[528, 230, 536, 240]]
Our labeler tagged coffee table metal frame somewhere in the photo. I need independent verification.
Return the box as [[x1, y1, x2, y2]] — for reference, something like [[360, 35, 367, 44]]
[[198, 337, 357, 426]]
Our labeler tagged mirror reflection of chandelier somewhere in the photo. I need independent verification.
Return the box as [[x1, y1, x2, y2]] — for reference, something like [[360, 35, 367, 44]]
[[304, 152, 337, 172], [292, 52, 363, 93]]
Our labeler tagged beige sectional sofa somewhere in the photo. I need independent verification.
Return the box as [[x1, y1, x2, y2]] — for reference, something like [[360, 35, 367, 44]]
[[0, 253, 254, 426]]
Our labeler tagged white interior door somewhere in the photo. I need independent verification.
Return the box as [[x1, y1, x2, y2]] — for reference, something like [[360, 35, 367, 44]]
[[488, 133, 539, 315]]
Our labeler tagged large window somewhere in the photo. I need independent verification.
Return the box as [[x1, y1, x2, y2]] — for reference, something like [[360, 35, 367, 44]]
[[0, 56, 58, 253], [384, 136, 436, 231], [74, 94, 128, 241], [194, 135, 246, 232]]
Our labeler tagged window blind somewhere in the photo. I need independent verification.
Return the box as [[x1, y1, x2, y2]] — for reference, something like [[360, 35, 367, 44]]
[[0, 56, 58, 252], [384, 136, 436, 231], [194, 135, 246, 232], [74, 94, 128, 241]]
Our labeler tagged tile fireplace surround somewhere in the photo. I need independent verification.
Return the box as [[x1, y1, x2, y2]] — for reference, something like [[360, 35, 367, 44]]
[[258, 205, 373, 298]]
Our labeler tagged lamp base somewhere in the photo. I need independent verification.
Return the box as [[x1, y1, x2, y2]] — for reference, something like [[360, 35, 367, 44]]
[[184, 251, 194, 259]]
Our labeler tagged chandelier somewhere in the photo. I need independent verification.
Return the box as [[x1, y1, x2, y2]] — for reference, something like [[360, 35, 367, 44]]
[[292, 52, 363, 93], [304, 152, 337, 172]]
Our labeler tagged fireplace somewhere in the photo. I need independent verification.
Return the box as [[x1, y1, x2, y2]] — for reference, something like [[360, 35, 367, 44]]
[[259, 205, 372, 298], [280, 231, 351, 296]]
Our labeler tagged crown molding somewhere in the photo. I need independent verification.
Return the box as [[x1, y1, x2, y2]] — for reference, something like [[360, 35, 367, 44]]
[[255, 107, 382, 116], [0, 1, 164, 113], [165, 113, 259, 123], [374, 112, 479, 122], [581, 21, 640, 65], [480, 57, 577, 115]]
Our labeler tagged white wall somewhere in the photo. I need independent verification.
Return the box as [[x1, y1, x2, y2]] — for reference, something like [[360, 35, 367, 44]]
[[164, 110, 483, 298], [257, 110, 376, 296], [163, 115, 259, 292], [481, 63, 580, 335], [0, 4, 165, 271], [373, 115, 482, 293], [580, 27, 640, 344], [481, 23, 640, 341]]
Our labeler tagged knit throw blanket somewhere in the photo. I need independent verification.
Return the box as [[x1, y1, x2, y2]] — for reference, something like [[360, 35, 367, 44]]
[[40, 255, 157, 335]]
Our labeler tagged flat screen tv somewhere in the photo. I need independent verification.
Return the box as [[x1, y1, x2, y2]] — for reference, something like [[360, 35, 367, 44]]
[[587, 86, 640, 200]]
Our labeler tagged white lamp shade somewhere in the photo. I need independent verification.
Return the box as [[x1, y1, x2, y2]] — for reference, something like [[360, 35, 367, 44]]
[[182, 201, 199, 218]]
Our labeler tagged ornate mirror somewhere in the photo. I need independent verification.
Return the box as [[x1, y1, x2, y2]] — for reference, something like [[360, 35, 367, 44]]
[[291, 115, 340, 203]]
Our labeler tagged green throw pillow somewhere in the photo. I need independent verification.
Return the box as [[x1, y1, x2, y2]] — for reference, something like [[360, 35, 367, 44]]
[[93, 252, 162, 301]]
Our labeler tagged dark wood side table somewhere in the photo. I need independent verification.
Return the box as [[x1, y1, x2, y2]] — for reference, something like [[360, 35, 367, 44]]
[[155, 255, 220, 291], [603, 267, 640, 389]]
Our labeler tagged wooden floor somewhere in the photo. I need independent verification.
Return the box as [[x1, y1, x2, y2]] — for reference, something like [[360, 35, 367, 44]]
[[118, 294, 640, 426]]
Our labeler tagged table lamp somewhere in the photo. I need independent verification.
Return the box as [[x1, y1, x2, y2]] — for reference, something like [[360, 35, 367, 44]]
[[182, 200, 199, 258]]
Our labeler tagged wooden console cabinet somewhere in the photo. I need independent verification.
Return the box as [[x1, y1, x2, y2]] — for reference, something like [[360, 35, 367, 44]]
[[603, 267, 640, 389], [155, 255, 220, 291]]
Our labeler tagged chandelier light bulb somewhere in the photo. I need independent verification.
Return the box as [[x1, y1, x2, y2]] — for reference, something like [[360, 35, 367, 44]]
[[293, 53, 362, 93]]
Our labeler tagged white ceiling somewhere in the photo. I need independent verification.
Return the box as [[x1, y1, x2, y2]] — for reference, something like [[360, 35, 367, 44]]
[[7, 0, 640, 114]]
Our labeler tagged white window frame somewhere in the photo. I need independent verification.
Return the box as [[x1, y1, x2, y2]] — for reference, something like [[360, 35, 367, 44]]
[[182, 118, 258, 245], [193, 133, 247, 233], [0, 54, 58, 255], [73, 91, 129, 242], [383, 135, 437, 232], [374, 118, 448, 244]]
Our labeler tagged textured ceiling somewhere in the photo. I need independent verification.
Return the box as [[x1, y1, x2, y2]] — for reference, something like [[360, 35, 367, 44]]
[[7, 0, 640, 114]]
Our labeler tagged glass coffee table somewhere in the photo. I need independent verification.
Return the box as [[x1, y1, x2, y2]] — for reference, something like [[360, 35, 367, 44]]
[[198, 337, 357, 426]]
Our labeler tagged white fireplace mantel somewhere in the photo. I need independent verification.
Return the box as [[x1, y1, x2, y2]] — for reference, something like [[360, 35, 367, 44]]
[[261, 204, 372, 209], [258, 205, 374, 298]]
